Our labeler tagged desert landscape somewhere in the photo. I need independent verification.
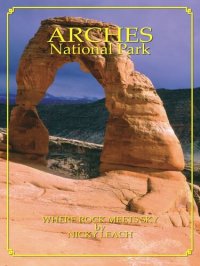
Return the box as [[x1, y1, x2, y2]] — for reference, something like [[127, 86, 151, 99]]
[[0, 16, 200, 265], [1, 157, 200, 265]]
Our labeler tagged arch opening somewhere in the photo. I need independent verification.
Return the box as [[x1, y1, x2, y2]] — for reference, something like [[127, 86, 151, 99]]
[[38, 61, 108, 179], [8, 15, 198, 223], [9, 16, 185, 177]]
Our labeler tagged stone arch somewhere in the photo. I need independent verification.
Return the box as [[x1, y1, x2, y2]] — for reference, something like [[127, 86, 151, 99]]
[[9, 17, 185, 172]]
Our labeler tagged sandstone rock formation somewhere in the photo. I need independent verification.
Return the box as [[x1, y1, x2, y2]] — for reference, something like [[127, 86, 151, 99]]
[[8, 17, 199, 223], [10, 17, 184, 171], [1, 158, 200, 265], [9, 107, 48, 157]]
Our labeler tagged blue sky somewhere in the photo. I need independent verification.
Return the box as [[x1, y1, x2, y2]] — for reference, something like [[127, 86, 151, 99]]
[[0, 0, 199, 98]]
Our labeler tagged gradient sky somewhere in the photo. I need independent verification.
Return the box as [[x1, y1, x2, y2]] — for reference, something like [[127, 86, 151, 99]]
[[0, 0, 199, 98]]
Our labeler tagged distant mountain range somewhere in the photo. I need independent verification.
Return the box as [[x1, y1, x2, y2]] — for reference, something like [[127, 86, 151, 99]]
[[0, 92, 98, 105], [0, 88, 199, 163], [1, 88, 199, 183]]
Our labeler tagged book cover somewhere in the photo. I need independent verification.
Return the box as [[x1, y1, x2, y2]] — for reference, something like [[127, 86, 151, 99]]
[[0, 1, 200, 265]]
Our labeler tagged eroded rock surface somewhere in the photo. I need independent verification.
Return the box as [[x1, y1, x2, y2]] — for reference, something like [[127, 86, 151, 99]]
[[7, 17, 198, 223], [1, 159, 200, 265], [10, 16, 184, 171]]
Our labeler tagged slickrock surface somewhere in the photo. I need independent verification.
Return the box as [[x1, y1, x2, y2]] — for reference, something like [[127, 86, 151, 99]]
[[3, 18, 199, 265], [10, 16, 184, 171], [5, 17, 200, 232], [1, 158, 200, 266]]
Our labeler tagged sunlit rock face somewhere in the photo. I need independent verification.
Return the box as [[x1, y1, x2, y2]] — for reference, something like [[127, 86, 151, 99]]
[[10, 16, 184, 171], [8, 17, 198, 224]]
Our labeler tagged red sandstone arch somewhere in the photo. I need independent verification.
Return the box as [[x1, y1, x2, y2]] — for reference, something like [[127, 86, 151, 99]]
[[9, 17, 185, 172]]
